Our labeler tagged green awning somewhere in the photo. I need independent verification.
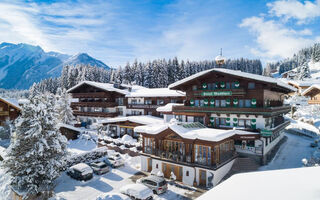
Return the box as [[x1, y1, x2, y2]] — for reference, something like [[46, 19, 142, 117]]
[[204, 99, 209, 106], [210, 99, 215, 106], [220, 81, 225, 89]]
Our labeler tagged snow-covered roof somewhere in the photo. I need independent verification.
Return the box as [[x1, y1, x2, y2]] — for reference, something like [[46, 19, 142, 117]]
[[67, 81, 129, 95], [301, 84, 320, 96], [135, 121, 258, 142], [168, 68, 296, 92], [17, 99, 29, 105], [99, 115, 164, 125], [0, 98, 21, 110], [120, 184, 153, 200], [288, 80, 320, 87], [58, 123, 82, 132], [156, 103, 184, 112], [126, 88, 185, 97], [197, 166, 320, 200]]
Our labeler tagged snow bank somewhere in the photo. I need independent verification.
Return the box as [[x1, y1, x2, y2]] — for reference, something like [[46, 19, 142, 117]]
[[198, 166, 320, 200], [156, 103, 183, 112]]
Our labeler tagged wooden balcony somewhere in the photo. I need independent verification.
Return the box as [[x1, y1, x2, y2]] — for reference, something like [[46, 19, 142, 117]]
[[308, 100, 320, 104], [127, 104, 160, 109], [71, 92, 108, 98], [172, 105, 291, 117], [71, 102, 117, 107], [73, 111, 119, 117], [0, 111, 9, 116]]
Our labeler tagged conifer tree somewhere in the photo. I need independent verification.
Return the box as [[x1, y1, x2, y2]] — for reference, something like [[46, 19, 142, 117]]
[[2, 94, 68, 198], [56, 89, 75, 125]]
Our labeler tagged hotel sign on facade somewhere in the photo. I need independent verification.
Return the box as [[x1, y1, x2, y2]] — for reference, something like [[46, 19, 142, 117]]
[[201, 91, 232, 96]]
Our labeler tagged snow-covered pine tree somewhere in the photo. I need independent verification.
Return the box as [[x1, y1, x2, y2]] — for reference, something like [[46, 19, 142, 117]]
[[2, 94, 68, 198], [56, 89, 75, 125], [297, 62, 311, 80]]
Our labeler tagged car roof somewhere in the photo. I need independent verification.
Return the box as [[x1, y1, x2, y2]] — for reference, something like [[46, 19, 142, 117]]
[[144, 175, 165, 182]]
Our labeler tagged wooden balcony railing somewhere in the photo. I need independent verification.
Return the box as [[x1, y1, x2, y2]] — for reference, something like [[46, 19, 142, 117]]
[[71, 102, 117, 107], [73, 111, 119, 117], [71, 92, 108, 98], [0, 111, 9, 116], [308, 100, 320, 104], [172, 105, 291, 117]]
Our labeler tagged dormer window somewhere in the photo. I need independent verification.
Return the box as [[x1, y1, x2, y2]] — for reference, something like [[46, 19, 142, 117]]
[[248, 82, 255, 89]]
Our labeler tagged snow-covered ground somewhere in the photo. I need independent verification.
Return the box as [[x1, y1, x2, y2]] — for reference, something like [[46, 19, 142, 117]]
[[260, 132, 315, 171], [68, 137, 97, 155]]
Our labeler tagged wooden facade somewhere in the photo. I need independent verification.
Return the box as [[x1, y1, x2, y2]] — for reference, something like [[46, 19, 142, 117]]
[[127, 96, 184, 116], [169, 70, 292, 132], [302, 86, 320, 104], [68, 83, 126, 120], [140, 128, 242, 169], [0, 98, 21, 125]]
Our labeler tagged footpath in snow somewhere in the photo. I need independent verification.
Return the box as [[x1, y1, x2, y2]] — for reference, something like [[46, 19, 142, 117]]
[[259, 132, 314, 171]]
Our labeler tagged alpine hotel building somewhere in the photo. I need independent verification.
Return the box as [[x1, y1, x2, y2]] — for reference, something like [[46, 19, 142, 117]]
[[136, 68, 295, 188]]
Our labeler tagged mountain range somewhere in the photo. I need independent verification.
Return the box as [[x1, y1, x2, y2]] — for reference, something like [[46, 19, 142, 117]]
[[0, 42, 110, 89]]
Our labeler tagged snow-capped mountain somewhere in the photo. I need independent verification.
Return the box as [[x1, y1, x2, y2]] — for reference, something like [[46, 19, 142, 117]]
[[0, 42, 110, 89]]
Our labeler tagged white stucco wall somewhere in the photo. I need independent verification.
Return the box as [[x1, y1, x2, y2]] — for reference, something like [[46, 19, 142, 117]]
[[140, 156, 149, 172], [210, 114, 265, 129], [164, 114, 174, 123], [182, 166, 196, 186], [211, 159, 235, 186], [263, 131, 284, 155], [152, 159, 163, 172]]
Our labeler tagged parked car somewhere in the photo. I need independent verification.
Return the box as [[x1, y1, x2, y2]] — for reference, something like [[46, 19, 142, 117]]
[[96, 192, 130, 200], [90, 161, 110, 175], [67, 163, 93, 181], [137, 175, 168, 194], [104, 153, 124, 168], [120, 184, 153, 200]]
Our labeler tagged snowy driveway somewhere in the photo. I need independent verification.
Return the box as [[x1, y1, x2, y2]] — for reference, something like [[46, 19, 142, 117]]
[[259, 132, 315, 171]]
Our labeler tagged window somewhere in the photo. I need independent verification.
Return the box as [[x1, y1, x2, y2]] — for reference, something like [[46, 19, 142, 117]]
[[157, 99, 164, 105], [220, 100, 226, 107], [131, 99, 138, 104], [145, 99, 152, 105], [245, 99, 251, 107], [186, 171, 189, 176], [246, 119, 251, 127], [248, 82, 255, 89], [192, 85, 197, 91], [231, 82, 236, 89], [194, 116, 204, 124], [200, 100, 204, 107], [195, 100, 200, 107], [215, 99, 220, 107], [238, 119, 245, 127], [220, 118, 226, 126], [156, 164, 158, 169], [176, 115, 183, 122], [171, 99, 177, 103], [226, 82, 231, 89], [239, 99, 244, 108], [147, 111, 153, 115]]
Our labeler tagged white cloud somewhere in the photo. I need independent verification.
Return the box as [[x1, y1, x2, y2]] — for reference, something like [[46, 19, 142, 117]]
[[267, 0, 320, 24], [239, 16, 318, 59]]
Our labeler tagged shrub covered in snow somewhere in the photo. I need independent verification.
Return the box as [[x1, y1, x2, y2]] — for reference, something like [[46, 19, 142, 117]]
[[65, 147, 108, 168]]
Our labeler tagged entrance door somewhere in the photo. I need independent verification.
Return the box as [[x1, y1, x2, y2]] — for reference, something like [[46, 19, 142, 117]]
[[162, 163, 171, 178], [199, 169, 207, 186], [176, 166, 183, 182]]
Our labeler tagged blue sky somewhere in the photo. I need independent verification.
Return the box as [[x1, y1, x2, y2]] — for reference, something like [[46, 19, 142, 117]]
[[0, 0, 319, 67]]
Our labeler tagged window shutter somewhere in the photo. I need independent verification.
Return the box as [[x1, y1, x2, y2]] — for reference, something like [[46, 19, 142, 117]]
[[220, 81, 225, 89], [202, 83, 207, 90], [226, 118, 230, 126], [251, 119, 256, 129], [235, 81, 240, 89], [233, 118, 238, 127], [251, 99, 257, 107], [233, 99, 238, 107], [210, 99, 215, 107], [226, 99, 231, 107], [204, 99, 209, 107], [190, 99, 194, 106]]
